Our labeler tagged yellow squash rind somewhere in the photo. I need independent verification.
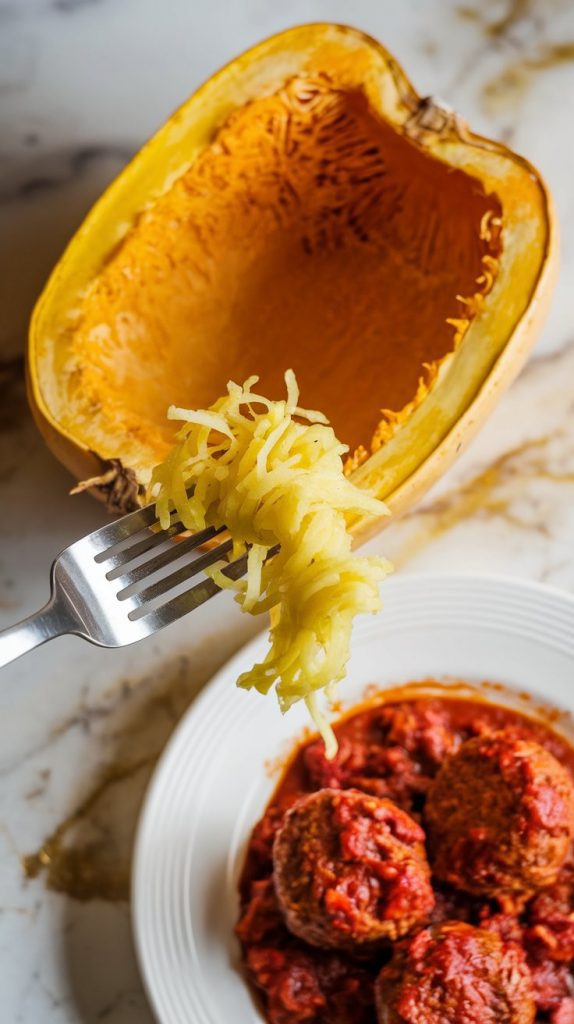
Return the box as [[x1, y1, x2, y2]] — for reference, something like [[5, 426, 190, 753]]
[[27, 23, 557, 528]]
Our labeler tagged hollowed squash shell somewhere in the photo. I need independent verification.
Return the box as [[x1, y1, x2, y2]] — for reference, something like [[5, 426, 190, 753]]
[[27, 23, 556, 540]]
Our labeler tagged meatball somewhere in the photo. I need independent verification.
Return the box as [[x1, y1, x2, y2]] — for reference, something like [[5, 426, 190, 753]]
[[272, 788, 434, 951], [375, 922, 536, 1024], [425, 731, 574, 899]]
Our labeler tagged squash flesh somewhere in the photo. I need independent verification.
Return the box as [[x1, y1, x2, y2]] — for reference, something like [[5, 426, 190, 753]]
[[28, 24, 554, 522], [56, 74, 501, 475]]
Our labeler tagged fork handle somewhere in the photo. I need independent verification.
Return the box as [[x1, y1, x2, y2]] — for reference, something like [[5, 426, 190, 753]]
[[0, 600, 68, 670]]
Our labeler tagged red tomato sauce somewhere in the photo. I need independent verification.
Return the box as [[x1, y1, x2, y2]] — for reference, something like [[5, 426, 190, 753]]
[[236, 695, 574, 1024]]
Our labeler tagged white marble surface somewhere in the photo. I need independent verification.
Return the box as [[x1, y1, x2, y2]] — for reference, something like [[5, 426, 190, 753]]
[[2, 1, 574, 1021]]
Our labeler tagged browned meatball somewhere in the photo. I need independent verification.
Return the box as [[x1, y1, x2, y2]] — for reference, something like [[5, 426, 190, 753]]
[[375, 922, 535, 1024], [272, 788, 434, 951], [425, 731, 574, 899]]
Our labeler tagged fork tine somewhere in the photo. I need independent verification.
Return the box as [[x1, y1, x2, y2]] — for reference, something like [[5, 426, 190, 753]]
[[89, 484, 196, 555], [129, 551, 248, 624], [101, 519, 187, 571], [88, 502, 161, 552], [119, 537, 234, 604], [108, 525, 225, 584]]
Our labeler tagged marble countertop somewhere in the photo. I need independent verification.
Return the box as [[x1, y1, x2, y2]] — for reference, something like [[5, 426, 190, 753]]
[[2, 1, 574, 1021]]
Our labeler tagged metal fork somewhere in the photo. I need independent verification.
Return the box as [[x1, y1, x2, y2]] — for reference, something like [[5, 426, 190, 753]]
[[0, 499, 248, 670]]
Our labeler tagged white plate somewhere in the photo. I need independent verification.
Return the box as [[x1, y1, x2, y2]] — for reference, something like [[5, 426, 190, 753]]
[[132, 573, 574, 1024]]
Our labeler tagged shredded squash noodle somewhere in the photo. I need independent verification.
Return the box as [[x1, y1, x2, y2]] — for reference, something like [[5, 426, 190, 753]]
[[149, 371, 392, 756]]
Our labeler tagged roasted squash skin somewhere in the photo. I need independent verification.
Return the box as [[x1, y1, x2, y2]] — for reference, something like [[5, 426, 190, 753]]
[[27, 23, 557, 536]]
